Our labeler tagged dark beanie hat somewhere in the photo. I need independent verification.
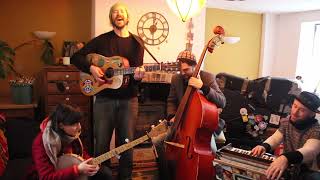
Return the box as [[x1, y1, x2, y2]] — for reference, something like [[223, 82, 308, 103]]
[[295, 91, 320, 113]]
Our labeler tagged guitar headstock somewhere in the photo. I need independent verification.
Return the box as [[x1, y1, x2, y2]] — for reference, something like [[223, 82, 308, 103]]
[[207, 26, 225, 53], [148, 120, 169, 138]]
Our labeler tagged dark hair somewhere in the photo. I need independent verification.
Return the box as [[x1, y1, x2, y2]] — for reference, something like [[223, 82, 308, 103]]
[[49, 104, 82, 134], [178, 58, 197, 66]]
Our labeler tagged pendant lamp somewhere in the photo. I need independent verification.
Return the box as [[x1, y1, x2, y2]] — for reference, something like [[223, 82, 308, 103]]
[[166, 0, 206, 22]]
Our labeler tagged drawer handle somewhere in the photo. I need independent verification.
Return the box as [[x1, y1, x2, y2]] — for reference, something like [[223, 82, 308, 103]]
[[66, 86, 70, 90], [65, 97, 70, 101], [65, 74, 70, 78]]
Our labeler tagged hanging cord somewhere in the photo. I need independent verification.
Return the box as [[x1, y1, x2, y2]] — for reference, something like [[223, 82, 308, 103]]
[[131, 32, 160, 64]]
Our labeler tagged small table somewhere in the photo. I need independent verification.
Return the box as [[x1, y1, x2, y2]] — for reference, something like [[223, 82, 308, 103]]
[[0, 97, 37, 120]]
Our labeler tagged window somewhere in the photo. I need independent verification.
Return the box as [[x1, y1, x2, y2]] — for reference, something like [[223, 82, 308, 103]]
[[297, 22, 320, 95]]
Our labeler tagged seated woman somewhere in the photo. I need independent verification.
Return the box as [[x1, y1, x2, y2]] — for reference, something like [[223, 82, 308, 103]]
[[28, 103, 111, 180]]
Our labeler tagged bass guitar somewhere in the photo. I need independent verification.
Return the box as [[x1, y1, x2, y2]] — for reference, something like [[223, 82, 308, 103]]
[[56, 120, 168, 180], [79, 54, 178, 96]]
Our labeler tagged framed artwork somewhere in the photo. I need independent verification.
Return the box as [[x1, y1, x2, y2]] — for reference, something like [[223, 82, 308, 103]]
[[269, 114, 281, 126]]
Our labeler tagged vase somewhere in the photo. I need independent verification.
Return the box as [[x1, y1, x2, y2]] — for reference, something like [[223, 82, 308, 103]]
[[10, 84, 33, 104]]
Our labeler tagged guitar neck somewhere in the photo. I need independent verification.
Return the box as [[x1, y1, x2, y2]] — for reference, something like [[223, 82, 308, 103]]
[[92, 135, 149, 165], [114, 64, 161, 76]]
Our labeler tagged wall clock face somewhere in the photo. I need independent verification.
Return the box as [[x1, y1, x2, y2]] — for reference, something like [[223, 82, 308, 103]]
[[137, 12, 169, 46]]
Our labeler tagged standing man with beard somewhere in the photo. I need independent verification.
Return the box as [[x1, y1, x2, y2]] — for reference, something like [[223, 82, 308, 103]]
[[251, 91, 320, 180], [71, 2, 145, 180]]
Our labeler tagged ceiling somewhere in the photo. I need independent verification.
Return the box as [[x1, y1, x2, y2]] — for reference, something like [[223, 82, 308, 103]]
[[207, 0, 320, 13]]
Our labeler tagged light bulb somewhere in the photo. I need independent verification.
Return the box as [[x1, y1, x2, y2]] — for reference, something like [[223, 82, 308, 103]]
[[166, 0, 206, 22]]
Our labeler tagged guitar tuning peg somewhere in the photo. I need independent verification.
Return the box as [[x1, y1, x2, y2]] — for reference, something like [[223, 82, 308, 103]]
[[151, 125, 155, 129], [159, 120, 162, 123], [125, 138, 130, 143]]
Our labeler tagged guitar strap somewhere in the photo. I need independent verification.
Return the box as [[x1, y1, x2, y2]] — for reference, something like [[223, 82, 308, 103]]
[[130, 32, 160, 64]]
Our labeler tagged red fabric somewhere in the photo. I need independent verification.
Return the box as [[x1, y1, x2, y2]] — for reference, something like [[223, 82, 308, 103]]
[[82, 149, 91, 160], [39, 117, 50, 132], [30, 132, 79, 180], [27, 117, 92, 180], [0, 113, 8, 176]]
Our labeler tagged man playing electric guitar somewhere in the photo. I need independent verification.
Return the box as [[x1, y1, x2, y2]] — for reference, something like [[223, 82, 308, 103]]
[[71, 2, 145, 179]]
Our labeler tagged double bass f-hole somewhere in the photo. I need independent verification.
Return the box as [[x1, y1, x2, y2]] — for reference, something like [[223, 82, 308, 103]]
[[186, 136, 193, 159]]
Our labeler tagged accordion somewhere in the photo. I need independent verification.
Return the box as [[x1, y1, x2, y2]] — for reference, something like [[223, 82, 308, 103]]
[[213, 144, 292, 180]]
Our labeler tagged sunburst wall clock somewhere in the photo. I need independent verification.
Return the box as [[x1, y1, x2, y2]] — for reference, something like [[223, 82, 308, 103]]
[[137, 12, 169, 46]]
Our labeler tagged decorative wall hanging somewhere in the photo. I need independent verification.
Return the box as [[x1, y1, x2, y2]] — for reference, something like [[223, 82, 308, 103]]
[[137, 12, 169, 46]]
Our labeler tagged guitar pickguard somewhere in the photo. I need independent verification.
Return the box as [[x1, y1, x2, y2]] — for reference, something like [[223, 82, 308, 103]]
[[80, 56, 129, 96]]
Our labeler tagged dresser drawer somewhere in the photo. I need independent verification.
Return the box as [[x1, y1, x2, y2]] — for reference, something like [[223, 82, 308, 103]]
[[47, 81, 81, 94], [47, 71, 79, 81], [42, 65, 93, 153], [47, 95, 90, 105]]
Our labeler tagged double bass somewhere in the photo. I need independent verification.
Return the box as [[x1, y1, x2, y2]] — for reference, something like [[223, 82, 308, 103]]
[[165, 26, 226, 180]]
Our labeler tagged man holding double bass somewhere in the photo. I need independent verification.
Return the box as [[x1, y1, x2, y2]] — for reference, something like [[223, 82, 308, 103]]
[[155, 49, 226, 180]]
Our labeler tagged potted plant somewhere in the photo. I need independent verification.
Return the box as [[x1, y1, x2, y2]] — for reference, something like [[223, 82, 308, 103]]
[[41, 39, 54, 65], [0, 40, 35, 104], [0, 40, 15, 79], [33, 31, 56, 65], [9, 75, 35, 104]]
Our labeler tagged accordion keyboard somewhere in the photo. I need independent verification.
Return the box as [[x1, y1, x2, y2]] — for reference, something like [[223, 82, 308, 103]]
[[213, 145, 277, 179], [223, 147, 275, 163]]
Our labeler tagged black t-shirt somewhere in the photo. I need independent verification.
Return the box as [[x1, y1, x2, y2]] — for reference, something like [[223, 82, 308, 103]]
[[71, 31, 144, 98]]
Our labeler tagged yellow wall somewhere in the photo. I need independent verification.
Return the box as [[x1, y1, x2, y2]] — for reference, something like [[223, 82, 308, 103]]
[[0, 0, 91, 97], [204, 8, 262, 79]]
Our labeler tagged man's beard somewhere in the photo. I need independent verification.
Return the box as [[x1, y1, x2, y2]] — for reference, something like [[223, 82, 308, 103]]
[[183, 74, 191, 85], [183, 73, 192, 80], [112, 18, 128, 30]]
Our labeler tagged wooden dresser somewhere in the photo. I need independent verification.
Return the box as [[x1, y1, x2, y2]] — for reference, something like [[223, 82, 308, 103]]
[[39, 65, 92, 153]]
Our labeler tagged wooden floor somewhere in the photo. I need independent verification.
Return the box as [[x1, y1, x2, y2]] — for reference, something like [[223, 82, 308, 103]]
[[111, 146, 159, 180]]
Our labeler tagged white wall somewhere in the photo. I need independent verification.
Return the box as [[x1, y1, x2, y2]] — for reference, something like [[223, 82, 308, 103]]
[[92, 0, 206, 64], [262, 10, 320, 79], [259, 13, 277, 77]]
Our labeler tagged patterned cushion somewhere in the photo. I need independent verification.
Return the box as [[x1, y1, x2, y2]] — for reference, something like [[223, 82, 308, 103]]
[[0, 113, 8, 176]]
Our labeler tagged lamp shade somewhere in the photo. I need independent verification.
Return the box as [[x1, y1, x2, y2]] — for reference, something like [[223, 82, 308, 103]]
[[166, 0, 206, 22], [223, 36, 240, 44], [33, 31, 56, 40]]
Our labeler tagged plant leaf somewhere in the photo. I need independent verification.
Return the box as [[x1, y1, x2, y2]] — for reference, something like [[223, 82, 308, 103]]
[[0, 61, 6, 79], [41, 43, 54, 65]]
